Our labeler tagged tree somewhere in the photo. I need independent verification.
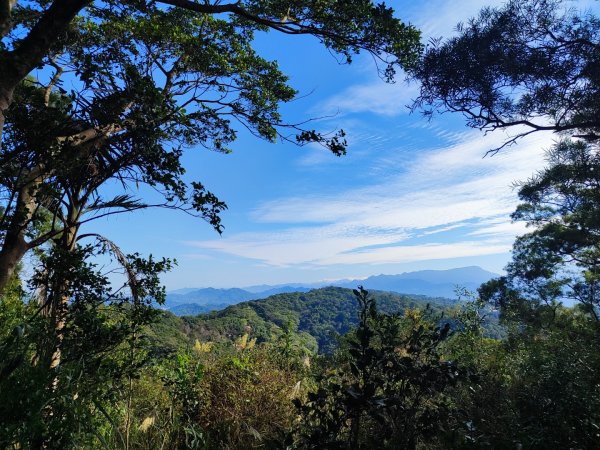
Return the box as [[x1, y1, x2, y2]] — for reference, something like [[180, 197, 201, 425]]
[[407, 0, 600, 332], [412, 2, 600, 444], [0, 242, 173, 447], [0, 1, 420, 136], [295, 287, 461, 449], [411, 0, 600, 152], [0, 0, 422, 293], [479, 139, 600, 324], [0, 4, 421, 446]]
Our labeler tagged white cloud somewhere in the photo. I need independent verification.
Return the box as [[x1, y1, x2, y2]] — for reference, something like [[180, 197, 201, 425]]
[[186, 0, 563, 271], [187, 224, 409, 267], [316, 77, 418, 117], [419, 222, 469, 236], [402, 0, 505, 41], [317, 241, 512, 266], [186, 128, 552, 268]]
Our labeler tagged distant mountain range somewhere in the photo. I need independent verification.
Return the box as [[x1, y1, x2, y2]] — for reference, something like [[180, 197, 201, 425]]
[[164, 266, 499, 316], [164, 285, 311, 315], [151, 284, 505, 356], [337, 266, 497, 297]]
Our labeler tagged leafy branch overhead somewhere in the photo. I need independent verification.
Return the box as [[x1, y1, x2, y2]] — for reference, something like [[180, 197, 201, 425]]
[[411, 0, 600, 152], [0, 0, 421, 292], [0, 0, 421, 134]]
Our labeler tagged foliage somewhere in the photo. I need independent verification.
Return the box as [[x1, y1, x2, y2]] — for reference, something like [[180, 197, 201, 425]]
[[471, 140, 600, 449], [181, 287, 450, 354], [0, 0, 422, 293], [294, 287, 462, 449], [3, 277, 597, 449], [97, 340, 306, 450], [4, 1, 600, 448], [0, 3, 421, 447], [446, 304, 600, 449], [504, 308, 600, 449], [411, 0, 600, 150], [478, 140, 600, 329], [0, 243, 172, 448], [410, 4, 600, 442]]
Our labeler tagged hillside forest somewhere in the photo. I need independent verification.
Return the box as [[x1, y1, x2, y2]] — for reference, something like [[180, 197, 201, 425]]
[[1, 0, 600, 448]]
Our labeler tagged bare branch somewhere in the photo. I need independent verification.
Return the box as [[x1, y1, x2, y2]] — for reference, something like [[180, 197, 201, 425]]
[[44, 58, 64, 107]]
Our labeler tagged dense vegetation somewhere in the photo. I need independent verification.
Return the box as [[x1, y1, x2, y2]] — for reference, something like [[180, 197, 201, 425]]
[[1, 0, 600, 448], [3, 278, 598, 449], [156, 288, 454, 354]]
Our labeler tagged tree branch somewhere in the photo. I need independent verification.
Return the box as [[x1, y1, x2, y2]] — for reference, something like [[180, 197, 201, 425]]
[[0, 0, 16, 38], [2, 0, 90, 85]]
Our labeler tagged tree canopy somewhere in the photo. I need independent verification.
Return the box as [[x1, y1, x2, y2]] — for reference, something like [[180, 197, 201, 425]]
[[479, 139, 600, 322], [411, 0, 600, 151], [0, 0, 421, 135], [0, 1, 421, 293], [409, 0, 600, 326], [6, 1, 600, 448], [0, 4, 421, 445], [410, 5, 600, 444]]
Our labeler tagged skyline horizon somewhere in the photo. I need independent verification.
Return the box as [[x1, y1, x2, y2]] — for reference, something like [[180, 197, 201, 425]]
[[85, 0, 599, 292], [167, 265, 501, 291]]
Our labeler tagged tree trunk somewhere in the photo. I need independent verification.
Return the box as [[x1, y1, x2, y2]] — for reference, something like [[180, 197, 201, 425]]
[[0, 227, 28, 293], [349, 411, 361, 449], [0, 0, 90, 140], [48, 211, 79, 375], [0, 83, 13, 137], [0, 176, 42, 295], [0, 124, 122, 296]]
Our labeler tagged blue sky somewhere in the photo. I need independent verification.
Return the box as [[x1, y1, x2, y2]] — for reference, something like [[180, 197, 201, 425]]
[[84, 0, 595, 289]]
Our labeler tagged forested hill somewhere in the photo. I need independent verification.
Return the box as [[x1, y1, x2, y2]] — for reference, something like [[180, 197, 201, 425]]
[[149, 287, 454, 354], [163, 266, 498, 316]]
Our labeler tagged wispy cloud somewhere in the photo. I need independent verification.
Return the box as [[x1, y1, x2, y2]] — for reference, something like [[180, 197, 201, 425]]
[[186, 128, 552, 268], [316, 76, 418, 117], [403, 0, 504, 41], [182, 0, 556, 272], [318, 241, 512, 266], [186, 224, 408, 267]]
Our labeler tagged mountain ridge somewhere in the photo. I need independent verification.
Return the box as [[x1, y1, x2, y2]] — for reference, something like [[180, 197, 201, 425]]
[[153, 286, 459, 354], [164, 266, 499, 316]]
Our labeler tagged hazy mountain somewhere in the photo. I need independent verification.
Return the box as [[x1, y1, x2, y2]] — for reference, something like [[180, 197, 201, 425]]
[[394, 266, 497, 284], [242, 283, 322, 293], [256, 285, 311, 297], [167, 287, 204, 295], [164, 267, 499, 316], [337, 266, 499, 299], [164, 286, 311, 315], [167, 303, 229, 316], [166, 288, 254, 308]]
